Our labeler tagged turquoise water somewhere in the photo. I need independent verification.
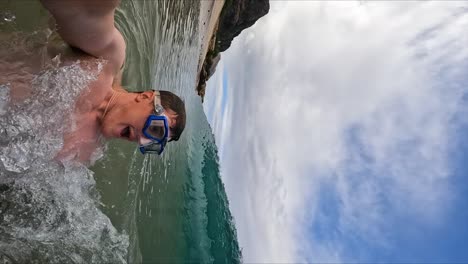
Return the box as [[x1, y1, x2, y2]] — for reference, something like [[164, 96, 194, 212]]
[[0, 0, 241, 263]]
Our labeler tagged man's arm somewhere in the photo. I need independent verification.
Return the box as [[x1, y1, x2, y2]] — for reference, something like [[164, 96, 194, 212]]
[[40, 0, 125, 75]]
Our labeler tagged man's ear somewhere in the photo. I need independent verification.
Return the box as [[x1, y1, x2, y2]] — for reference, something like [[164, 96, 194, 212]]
[[135, 91, 154, 103], [164, 108, 178, 128]]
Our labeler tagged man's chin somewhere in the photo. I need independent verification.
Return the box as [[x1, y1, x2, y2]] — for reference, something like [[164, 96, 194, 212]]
[[99, 127, 115, 139]]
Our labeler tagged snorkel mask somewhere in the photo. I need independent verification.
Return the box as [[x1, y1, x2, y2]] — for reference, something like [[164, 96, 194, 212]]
[[139, 91, 170, 155]]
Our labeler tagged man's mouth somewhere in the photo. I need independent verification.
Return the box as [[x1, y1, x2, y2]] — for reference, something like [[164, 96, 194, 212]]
[[120, 126, 131, 139]]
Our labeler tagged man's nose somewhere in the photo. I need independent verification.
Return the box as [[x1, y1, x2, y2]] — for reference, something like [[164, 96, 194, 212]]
[[139, 135, 152, 145]]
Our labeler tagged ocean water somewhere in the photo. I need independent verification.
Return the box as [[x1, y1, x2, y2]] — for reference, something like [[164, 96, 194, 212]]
[[0, 1, 240, 263]]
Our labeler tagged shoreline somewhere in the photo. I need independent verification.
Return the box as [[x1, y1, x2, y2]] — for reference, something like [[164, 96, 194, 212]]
[[197, 0, 225, 79]]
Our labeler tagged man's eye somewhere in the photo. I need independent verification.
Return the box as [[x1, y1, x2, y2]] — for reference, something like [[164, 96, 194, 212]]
[[149, 126, 164, 137]]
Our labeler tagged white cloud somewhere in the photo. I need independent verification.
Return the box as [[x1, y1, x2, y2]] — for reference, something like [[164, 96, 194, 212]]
[[205, 1, 468, 263]]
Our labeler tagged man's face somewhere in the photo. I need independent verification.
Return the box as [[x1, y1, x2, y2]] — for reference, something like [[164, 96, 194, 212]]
[[100, 91, 177, 143]]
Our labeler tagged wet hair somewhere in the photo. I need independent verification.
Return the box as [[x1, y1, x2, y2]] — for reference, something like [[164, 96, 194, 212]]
[[158, 90, 186, 141], [131, 89, 186, 141]]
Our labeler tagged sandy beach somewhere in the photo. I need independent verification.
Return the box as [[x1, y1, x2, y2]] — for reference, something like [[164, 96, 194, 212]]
[[198, 0, 225, 75]]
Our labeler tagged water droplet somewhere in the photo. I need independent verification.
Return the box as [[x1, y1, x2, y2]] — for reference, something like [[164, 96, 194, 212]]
[[2, 12, 16, 23]]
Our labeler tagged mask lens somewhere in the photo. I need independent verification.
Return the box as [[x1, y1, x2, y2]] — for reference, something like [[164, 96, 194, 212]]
[[147, 119, 166, 139], [140, 114, 169, 155], [141, 142, 163, 154]]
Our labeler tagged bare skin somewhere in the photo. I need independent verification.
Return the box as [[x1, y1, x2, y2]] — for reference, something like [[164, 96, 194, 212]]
[[40, 0, 125, 75]]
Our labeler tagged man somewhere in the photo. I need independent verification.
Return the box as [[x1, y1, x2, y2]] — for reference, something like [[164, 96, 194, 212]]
[[38, 0, 186, 162]]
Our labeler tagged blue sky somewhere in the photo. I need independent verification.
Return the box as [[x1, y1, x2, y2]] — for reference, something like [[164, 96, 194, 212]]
[[203, 1, 468, 263]]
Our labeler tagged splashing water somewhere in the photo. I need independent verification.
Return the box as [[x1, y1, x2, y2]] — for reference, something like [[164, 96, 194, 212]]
[[1, 62, 98, 172], [0, 40, 128, 262], [0, 163, 128, 263], [1, 11, 15, 23]]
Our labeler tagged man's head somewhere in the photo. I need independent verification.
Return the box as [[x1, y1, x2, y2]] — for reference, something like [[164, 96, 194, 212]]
[[100, 90, 186, 148]]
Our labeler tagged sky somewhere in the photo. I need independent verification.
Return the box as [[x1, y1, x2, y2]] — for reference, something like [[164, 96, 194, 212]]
[[203, 1, 468, 263]]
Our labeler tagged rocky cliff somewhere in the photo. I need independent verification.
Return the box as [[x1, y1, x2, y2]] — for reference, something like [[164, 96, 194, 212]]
[[197, 0, 270, 100], [216, 0, 270, 52]]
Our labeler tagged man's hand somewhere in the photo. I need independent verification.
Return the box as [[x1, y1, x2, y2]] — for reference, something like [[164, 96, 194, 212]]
[[40, 0, 125, 75]]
